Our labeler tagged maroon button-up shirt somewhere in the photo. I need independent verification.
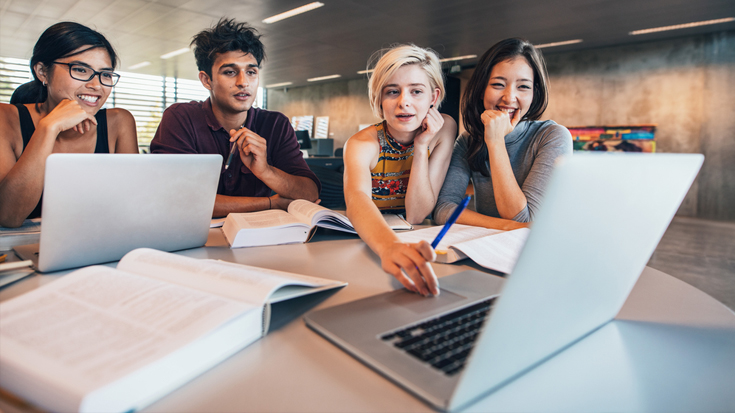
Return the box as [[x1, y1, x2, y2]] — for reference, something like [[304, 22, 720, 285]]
[[150, 98, 320, 197]]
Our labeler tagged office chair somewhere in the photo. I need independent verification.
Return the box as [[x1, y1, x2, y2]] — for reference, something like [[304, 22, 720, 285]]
[[308, 165, 345, 209]]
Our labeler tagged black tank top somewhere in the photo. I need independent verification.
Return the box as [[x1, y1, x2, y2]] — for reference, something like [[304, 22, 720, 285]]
[[15, 104, 110, 219]]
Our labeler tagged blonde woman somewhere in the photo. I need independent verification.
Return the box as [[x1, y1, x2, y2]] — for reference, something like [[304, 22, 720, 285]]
[[344, 44, 457, 296]]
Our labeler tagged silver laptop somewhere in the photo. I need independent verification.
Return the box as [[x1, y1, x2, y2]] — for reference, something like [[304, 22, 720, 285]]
[[14, 153, 221, 273], [305, 153, 704, 412]]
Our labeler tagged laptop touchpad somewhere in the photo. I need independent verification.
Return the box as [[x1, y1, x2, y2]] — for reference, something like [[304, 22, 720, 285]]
[[385, 290, 467, 315]]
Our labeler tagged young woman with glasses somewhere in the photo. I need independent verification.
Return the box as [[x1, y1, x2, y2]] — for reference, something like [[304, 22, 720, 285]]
[[0, 22, 138, 227]]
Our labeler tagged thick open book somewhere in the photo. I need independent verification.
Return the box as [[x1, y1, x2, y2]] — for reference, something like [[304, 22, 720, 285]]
[[223, 199, 412, 248], [0, 248, 345, 413], [397, 224, 530, 274]]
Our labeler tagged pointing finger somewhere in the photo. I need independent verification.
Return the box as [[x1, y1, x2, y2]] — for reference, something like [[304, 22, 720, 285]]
[[398, 248, 433, 294], [384, 261, 419, 294]]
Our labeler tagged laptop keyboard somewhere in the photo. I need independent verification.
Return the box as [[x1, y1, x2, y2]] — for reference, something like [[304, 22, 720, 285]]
[[380, 297, 496, 376]]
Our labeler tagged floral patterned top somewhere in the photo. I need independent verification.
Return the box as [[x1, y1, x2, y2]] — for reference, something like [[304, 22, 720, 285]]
[[370, 121, 430, 213]]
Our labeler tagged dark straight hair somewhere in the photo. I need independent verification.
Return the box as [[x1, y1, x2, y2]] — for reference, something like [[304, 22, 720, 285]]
[[10, 22, 118, 108], [191, 18, 265, 77], [461, 38, 549, 176]]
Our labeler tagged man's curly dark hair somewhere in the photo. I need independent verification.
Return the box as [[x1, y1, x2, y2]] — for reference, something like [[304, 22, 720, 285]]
[[191, 18, 266, 77]]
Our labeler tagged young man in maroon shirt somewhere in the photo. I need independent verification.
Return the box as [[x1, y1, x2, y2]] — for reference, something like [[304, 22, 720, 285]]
[[151, 19, 320, 217]]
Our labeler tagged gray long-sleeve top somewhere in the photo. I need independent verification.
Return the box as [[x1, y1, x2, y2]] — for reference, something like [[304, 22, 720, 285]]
[[434, 120, 572, 224]]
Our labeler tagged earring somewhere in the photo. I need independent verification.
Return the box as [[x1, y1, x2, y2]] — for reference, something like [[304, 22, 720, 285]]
[[42, 81, 47, 87]]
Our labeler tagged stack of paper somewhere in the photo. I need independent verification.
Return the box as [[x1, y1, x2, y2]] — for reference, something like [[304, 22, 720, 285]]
[[397, 224, 530, 274]]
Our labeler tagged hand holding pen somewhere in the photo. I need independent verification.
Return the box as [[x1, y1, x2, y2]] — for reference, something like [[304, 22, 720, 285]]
[[224, 126, 270, 176], [383, 195, 470, 297], [380, 240, 439, 297]]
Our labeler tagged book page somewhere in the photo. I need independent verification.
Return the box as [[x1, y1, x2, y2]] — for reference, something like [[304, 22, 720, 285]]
[[396, 224, 503, 250], [287, 199, 330, 224], [452, 228, 531, 274], [118, 248, 342, 306], [0, 266, 251, 395], [288, 200, 355, 232], [227, 209, 305, 229]]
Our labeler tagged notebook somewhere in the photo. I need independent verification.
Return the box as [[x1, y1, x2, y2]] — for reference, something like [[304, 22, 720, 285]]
[[14, 154, 221, 273], [305, 153, 704, 412]]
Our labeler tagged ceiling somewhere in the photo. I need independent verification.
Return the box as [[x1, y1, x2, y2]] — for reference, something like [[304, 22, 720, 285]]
[[1, 0, 734, 88]]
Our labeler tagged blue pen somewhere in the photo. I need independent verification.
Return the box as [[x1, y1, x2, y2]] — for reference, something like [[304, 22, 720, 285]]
[[431, 195, 471, 249]]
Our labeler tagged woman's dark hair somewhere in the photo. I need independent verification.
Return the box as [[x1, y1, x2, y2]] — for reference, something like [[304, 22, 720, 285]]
[[15, 22, 117, 107], [9, 82, 38, 105], [462, 38, 549, 176], [191, 18, 265, 77]]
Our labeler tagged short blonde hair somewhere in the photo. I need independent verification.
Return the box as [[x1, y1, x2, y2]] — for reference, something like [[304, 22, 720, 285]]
[[367, 44, 445, 120]]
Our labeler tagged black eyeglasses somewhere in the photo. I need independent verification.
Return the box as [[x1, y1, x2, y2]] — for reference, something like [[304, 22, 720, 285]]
[[52, 62, 120, 87]]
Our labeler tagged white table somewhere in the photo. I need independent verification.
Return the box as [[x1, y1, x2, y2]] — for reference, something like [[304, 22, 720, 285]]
[[2, 228, 734, 412]]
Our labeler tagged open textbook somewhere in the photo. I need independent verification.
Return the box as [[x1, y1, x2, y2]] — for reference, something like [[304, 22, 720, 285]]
[[0, 248, 345, 413], [223, 199, 412, 248], [397, 224, 531, 274]]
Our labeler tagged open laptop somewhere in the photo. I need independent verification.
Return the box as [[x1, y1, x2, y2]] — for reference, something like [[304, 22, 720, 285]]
[[14, 153, 221, 273], [305, 153, 704, 412]]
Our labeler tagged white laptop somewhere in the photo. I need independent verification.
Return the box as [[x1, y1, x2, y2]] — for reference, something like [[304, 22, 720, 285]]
[[305, 153, 704, 412], [14, 154, 221, 273]]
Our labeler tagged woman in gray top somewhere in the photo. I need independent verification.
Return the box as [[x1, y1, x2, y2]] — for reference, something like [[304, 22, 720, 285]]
[[434, 38, 572, 229]]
